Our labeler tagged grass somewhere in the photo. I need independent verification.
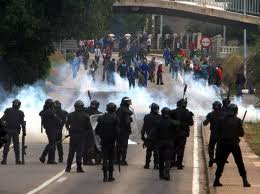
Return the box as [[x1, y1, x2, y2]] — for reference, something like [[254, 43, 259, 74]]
[[244, 122, 260, 156]]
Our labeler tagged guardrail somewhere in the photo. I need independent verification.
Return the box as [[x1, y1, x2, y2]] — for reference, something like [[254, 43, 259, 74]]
[[219, 45, 241, 58]]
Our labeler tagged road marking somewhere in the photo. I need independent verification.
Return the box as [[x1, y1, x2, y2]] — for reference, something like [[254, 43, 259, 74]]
[[26, 163, 76, 194], [57, 176, 67, 183], [192, 117, 200, 194]]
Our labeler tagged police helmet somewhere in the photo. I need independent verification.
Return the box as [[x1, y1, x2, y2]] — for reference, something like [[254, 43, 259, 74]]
[[90, 100, 100, 109], [222, 98, 231, 107], [74, 100, 84, 108], [228, 103, 238, 115], [45, 98, 53, 105], [177, 98, 187, 108], [150, 103, 159, 113], [106, 102, 117, 113], [212, 101, 222, 110], [121, 97, 132, 106], [161, 107, 171, 117], [54, 100, 61, 108], [12, 99, 21, 108]]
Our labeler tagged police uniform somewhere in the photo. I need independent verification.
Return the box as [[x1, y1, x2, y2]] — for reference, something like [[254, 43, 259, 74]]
[[65, 100, 93, 173], [171, 99, 194, 169], [39, 100, 61, 164], [141, 103, 161, 169], [214, 104, 250, 187], [83, 100, 102, 165], [1, 99, 25, 164], [116, 97, 133, 165], [96, 103, 119, 182], [155, 107, 178, 180], [203, 101, 223, 167], [54, 101, 68, 163]]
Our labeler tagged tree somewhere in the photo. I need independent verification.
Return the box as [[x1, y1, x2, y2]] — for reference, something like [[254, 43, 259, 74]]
[[111, 14, 147, 35], [0, 0, 115, 89], [0, 0, 53, 89]]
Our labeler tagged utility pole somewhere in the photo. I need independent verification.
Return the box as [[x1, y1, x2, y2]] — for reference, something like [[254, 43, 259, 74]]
[[243, 0, 247, 79], [223, 0, 227, 45]]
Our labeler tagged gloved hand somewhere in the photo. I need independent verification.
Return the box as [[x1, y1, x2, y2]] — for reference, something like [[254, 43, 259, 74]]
[[141, 135, 145, 141], [23, 133, 26, 137]]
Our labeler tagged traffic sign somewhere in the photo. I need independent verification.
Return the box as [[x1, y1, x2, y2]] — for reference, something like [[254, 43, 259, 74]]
[[200, 36, 211, 48]]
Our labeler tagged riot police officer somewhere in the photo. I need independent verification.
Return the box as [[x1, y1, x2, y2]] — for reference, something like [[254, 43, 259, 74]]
[[171, 99, 194, 169], [65, 100, 93, 173], [83, 100, 102, 165], [95, 103, 119, 182], [54, 100, 68, 163], [1, 99, 26, 165], [214, 104, 250, 187], [203, 101, 223, 167], [141, 103, 161, 169], [39, 99, 61, 164], [116, 97, 133, 165], [155, 107, 178, 180], [222, 98, 231, 113]]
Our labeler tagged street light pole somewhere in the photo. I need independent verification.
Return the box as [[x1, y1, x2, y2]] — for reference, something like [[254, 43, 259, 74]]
[[243, 0, 247, 79]]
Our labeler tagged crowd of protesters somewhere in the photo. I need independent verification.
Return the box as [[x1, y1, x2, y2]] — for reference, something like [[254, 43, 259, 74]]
[[67, 34, 227, 93], [163, 46, 224, 88]]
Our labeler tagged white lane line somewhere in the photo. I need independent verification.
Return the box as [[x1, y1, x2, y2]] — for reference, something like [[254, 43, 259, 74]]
[[192, 117, 200, 194], [56, 176, 67, 183], [26, 163, 76, 194]]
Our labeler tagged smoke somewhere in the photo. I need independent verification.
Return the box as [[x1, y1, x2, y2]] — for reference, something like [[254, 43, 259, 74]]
[[0, 82, 48, 142], [1, 57, 260, 144]]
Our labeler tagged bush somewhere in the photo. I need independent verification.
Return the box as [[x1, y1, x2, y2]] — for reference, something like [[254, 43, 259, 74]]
[[222, 53, 243, 85]]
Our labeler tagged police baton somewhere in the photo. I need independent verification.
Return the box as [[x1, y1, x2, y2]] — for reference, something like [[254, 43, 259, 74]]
[[49, 134, 70, 148], [88, 90, 92, 101], [242, 110, 247, 123], [183, 84, 187, 99], [116, 142, 121, 173]]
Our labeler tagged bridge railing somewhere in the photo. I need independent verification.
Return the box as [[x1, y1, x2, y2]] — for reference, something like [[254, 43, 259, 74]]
[[219, 46, 241, 58], [176, 0, 225, 10], [226, 0, 260, 16]]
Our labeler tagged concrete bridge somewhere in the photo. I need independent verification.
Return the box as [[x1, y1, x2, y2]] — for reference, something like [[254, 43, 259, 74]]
[[113, 0, 260, 28]]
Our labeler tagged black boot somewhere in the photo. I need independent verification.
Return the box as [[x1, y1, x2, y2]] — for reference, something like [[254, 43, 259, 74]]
[[16, 160, 22, 165], [242, 176, 251, 187], [1, 158, 6, 165], [120, 160, 128, 166], [77, 166, 85, 173], [85, 159, 95, 166], [163, 169, 170, 181], [108, 171, 115, 182], [144, 161, 150, 169], [59, 156, 63, 163], [65, 167, 71, 173], [154, 163, 159, 170], [103, 171, 108, 182], [208, 159, 214, 167], [1, 154, 7, 165], [213, 176, 223, 187], [39, 156, 45, 164]]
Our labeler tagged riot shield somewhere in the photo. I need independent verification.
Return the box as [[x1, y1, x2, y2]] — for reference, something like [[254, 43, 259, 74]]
[[90, 114, 103, 152]]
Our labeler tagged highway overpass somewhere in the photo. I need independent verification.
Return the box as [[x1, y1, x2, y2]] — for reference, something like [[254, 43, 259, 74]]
[[113, 0, 260, 28]]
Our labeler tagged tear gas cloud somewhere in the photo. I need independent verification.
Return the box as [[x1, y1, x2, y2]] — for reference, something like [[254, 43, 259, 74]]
[[0, 61, 260, 143]]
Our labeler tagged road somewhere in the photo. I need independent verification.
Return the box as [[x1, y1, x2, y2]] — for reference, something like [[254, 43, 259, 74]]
[[0, 54, 207, 194]]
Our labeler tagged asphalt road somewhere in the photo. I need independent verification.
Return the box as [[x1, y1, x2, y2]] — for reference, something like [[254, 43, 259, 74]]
[[0, 54, 207, 194]]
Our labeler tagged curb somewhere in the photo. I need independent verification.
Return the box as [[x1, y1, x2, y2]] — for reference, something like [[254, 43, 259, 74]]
[[200, 117, 216, 194]]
